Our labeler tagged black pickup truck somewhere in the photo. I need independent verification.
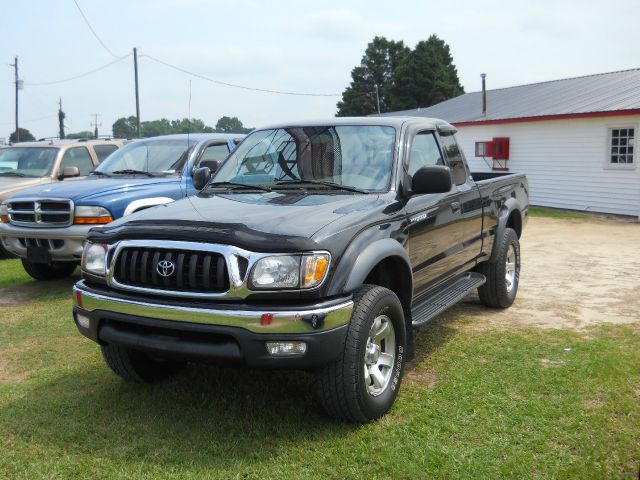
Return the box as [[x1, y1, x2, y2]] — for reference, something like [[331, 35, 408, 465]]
[[72, 117, 528, 422]]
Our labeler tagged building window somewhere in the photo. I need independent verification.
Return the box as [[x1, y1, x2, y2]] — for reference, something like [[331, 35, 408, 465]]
[[609, 127, 635, 166]]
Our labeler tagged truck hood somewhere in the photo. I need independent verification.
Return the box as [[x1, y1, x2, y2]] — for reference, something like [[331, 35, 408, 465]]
[[0, 176, 50, 201], [7, 176, 180, 203], [89, 191, 390, 252]]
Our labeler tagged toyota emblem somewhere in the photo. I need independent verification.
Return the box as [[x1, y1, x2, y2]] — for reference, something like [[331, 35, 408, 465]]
[[157, 260, 175, 277]]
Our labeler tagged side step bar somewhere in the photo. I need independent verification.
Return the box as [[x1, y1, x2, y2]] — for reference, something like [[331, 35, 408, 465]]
[[411, 272, 486, 327]]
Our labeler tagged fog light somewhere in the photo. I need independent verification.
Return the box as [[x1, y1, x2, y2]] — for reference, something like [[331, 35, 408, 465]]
[[265, 341, 307, 356], [76, 313, 91, 329]]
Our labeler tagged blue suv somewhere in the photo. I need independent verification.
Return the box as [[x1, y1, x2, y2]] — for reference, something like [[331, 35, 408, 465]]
[[0, 133, 244, 280]]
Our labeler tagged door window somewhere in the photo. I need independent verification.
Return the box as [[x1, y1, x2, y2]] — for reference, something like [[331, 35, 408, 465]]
[[60, 147, 94, 175], [407, 131, 443, 177], [197, 143, 230, 170]]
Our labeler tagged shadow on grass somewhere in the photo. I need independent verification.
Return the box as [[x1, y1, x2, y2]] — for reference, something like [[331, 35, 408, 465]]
[[1, 361, 357, 469], [0, 270, 81, 304], [0, 287, 463, 469]]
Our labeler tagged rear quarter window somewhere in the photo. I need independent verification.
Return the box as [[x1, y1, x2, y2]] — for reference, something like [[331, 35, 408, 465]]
[[93, 144, 119, 163]]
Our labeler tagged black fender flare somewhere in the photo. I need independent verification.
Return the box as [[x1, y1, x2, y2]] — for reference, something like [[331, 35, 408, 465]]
[[489, 197, 521, 262], [328, 237, 413, 299]]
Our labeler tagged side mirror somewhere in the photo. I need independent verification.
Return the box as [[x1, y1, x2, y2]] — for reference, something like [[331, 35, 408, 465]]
[[59, 166, 80, 180], [411, 165, 452, 195], [192, 167, 212, 190]]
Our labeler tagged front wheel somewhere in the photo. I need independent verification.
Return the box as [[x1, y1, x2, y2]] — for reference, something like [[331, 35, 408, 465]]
[[21, 259, 78, 281], [317, 285, 406, 422], [478, 227, 521, 308]]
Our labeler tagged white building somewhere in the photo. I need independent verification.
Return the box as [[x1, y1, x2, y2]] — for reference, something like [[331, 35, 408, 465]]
[[386, 69, 640, 218]]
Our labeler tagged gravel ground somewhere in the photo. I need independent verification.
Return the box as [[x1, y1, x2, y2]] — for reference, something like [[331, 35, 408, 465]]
[[456, 215, 640, 330]]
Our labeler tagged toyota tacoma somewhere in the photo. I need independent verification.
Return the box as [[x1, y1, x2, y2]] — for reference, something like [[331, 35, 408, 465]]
[[72, 117, 528, 422]]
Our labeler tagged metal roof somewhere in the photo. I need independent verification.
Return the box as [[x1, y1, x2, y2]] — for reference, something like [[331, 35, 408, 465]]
[[381, 68, 640, 124]]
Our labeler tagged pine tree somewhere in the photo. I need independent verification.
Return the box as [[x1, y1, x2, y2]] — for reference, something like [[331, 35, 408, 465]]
[[337, 36, 410, 116], [389, 35, 464, 111]]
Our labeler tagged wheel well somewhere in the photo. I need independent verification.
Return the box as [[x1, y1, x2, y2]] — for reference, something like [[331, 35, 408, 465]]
[[506, 209, 522, 238], [363, 256, 412, 316]]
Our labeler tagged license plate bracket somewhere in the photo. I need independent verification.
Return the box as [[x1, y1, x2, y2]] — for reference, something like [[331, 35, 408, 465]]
[[27, 245, 51, 264]]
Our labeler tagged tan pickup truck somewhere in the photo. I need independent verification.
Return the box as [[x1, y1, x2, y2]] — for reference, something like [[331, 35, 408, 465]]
[[0, 139, 124, 256]]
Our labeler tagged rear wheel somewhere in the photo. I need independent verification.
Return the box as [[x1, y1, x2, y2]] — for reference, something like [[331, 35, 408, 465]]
[[21, 259, 78, 280], [478, 227, 521, 308], [101, 344, 185, 383], [317, 285, 406, 422]]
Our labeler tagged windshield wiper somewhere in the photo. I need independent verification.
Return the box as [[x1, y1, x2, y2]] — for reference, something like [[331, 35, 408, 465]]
[[206, 181, 272, 192], [275, 179, 367, 193], [90, 171, 111, 177], [0, 171, 27, 177], [111, 169, 155, 177]]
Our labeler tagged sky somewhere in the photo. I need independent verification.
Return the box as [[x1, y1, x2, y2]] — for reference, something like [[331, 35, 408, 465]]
[[1, 0, 639, 140]]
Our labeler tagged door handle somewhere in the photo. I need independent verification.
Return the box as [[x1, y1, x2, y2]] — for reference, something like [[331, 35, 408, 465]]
[[451, 201, 461, 212]]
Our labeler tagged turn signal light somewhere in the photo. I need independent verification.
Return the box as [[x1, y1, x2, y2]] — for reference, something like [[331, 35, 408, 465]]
[[0, 215, 8, 223], [74, 216, 113, 224], [302, 255, 329, 287]]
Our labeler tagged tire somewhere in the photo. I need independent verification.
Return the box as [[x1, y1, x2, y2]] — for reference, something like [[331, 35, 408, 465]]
[[478, 227, 521, 308], [0, 244, 16, 259], [101, 344, 185, 383], [21, 259, 78, 280], [317, 284, 406, 423]]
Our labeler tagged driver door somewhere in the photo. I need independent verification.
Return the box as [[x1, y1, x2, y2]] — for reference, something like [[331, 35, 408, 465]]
[[405, 131, 465, 297]]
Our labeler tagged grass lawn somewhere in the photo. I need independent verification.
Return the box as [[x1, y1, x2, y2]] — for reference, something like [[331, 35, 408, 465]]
[[0, 260, 639, 479], [528, 206, 591, 220]]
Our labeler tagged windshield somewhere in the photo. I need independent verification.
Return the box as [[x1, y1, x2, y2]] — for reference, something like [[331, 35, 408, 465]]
[[212, 125, 396, 191], [94, 139, 195, 175], [0, 147, 58, 177]]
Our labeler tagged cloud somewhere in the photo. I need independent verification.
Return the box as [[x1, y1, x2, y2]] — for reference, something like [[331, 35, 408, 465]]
[[285, 8, 368, 41]]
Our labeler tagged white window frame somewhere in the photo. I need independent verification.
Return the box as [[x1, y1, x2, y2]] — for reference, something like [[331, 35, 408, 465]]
[[604, 124, 637, 170]]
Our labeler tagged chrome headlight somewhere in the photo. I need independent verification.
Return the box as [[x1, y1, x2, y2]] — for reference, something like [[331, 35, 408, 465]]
[[81, 242, 108, 276], [74, 205, 113, 225], [249, 253, 330, 290]]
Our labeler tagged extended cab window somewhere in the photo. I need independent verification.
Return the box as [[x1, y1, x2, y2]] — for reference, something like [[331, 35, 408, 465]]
[[60, 147, 94, 176], [93, 144, 119, 163], [407, 131, 443, 177], [439, 134, 468, 185]]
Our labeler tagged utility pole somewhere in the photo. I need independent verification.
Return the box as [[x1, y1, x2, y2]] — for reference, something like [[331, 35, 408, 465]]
[[133, 47, 141, 137], [374, 84, 381, 115], [58, 98, 65, 139], [10, 56, 19, 141], [90, 113, 101, 139]]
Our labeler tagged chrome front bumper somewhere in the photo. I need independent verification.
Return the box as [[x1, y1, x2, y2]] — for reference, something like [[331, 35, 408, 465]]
[[73, 281, 354, 335], [0, 222, 92, 261]]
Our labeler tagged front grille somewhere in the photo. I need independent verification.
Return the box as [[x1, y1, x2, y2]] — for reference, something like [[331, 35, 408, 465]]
[[8, 199, 73, 227], [113, 247, 229, 294]]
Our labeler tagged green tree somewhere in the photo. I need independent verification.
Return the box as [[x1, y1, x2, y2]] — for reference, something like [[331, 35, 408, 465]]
[[337, 36, 410, 116], [66, 131, 93, 139], [215, 116, 249, 133], [9, 128, 35, 143], [140, 118, 173, 137], [171, 118, 215, 134], [389, 35, 464, 111], [112, 116, 138, 138]]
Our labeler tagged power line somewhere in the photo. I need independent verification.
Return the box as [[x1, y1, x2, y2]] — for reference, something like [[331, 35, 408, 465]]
[[24, 54, 131, 86], [142, 53, 341, 97], [72, 0, 123, 59], [0, 114, 57, 125]]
